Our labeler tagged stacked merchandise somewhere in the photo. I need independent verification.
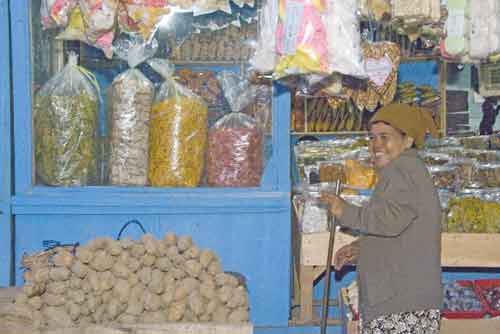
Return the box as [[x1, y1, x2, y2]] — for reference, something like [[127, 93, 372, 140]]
[[443, 0, 500, 61], [423, 135, 500, 233], [293, 137, 374, 233], [293, 134, 500, 234]]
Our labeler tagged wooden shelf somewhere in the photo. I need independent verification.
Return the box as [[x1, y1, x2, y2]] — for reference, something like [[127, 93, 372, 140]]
[[300, 232, 500, 267], [291, 131, 368, 136]]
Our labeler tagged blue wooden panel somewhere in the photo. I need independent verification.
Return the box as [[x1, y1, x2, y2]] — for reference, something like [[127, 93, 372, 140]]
[[0, 0, 12, 286], [10, 0, 32, 195], [398, 60, 439, 89], [15, 210, 291, 326]]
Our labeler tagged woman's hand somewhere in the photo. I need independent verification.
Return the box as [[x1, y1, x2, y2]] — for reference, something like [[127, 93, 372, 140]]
[[334, 240, 360, 270], [320, 192, 346, 219]]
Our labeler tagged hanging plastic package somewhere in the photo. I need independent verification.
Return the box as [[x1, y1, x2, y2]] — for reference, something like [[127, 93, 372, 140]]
[[358, 0, 391, 21], [217, 70, 256, 113], [443, 0, 468, 57], [34, 52, 99, 186], [107, 34, 157, 186], [249, 0, 278, 73], [346, 42, 400, 111], [192, 0, 231, 16], [41, 0, 77, 29], [118, 0, 171, 42], [217, 70, 273, 133], [56, 6, 113, 58], [469, 0, 500, 60], [147, 59, 208, 187], [326, 0, 365, 78], [391, 0, 440, 23], [78, 0, 119, 51], [207, 113, 263, 187], [274, 0, 329, 79]]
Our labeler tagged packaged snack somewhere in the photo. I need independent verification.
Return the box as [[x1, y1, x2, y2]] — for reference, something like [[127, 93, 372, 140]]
[[207, 113, 263, 187], [78, 0, 118, 43], [490, 133, 500, 150], [34, 52, 99, 186], [447, 193, 500, 233], [471, 164, 500, 188], [443, 0, 467, 57], [347, 42, 400, 111], [419, 151, 451, 166], [391, 0, 440, 22], [147, 59, 208, 187], [463, 149, 500, 163], [344, 159, 378, 189], [459, 135, 491, 150], [447, 158, 476, 189], [249, 0, 278, 72], [274, 0, 329, 78], [300, 196, 329, 233], [326, 0, 366, 77], [56, 6, 114, 58], [41, 0, 77, 29], [428, 165, 460, 190], [118, 0, 170, 41], [319, 161, 345, 183], [107, 34, 157, 186]]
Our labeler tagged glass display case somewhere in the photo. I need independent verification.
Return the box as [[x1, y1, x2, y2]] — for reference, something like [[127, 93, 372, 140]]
[[13, 0, 287, 195]]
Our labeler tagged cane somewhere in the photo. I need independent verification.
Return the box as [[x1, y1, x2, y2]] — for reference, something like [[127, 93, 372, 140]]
[[320, 180, 342, 334]]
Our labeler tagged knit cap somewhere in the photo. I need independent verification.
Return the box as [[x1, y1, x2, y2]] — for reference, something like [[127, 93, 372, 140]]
[[369, 103, 439, 148]]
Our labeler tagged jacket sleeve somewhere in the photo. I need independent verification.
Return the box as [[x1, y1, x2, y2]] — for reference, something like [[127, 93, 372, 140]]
[[339, 166, 418, 237]]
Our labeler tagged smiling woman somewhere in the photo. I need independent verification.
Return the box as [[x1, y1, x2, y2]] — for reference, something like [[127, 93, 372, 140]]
[[321, 103, 443, 334]]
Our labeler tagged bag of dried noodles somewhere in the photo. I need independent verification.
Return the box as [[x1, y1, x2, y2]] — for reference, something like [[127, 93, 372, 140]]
[[147, 58, 208, 187], [107, 34, 157, 186], [207, 112, 263, 187], [34, 52, 99, 186]]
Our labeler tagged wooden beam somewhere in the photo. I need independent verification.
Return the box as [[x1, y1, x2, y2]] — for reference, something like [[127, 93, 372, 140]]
[[301, 232, 500, 267]]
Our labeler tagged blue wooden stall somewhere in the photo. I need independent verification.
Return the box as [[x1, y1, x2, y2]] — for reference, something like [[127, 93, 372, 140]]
[[0, 0, 13, 288], [4, 0, 294, 329], [1, 1, 500, 334]]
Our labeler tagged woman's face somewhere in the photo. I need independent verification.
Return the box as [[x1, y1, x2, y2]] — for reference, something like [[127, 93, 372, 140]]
[[368, 122, 413, 168]]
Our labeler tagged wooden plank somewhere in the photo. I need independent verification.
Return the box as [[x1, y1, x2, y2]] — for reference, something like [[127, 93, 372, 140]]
[[441, 319, 500, 333], [442, 233, 500, 267], [301, 231, 357, 267], [298, 266, 318, 322], [301, 233, 500, 267]]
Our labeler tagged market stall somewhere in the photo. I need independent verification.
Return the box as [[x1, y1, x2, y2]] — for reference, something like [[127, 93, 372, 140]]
[[1, 0, 500, 333]]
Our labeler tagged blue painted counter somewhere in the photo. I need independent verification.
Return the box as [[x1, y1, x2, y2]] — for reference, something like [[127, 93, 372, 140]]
[[13, 205, 291, 326]]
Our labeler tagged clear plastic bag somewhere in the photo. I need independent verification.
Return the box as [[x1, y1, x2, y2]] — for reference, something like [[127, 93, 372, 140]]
[[56, 6, 114, 58], [428, 165, 460, 190], [33, 52, 99, 186], [41, 0, 77, 29], [344, 159, 378, 189], [192, 0, 231, 16], [118, 0, 171, 42], [249, 0, 278, 73], [447, 190, 500, 233], [78, 0, 119, 43], [275, 0, 329, 78], [471, 163, 500, 188], [107, 34, 157, 186], [326, 0, 366, 78], [217, 70, 257, 113], [207, 112, 263, 187], [147, 58, 208, 187]]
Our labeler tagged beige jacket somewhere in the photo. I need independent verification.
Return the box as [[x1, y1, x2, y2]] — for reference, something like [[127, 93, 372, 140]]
[[340, 149, 442, 321]]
